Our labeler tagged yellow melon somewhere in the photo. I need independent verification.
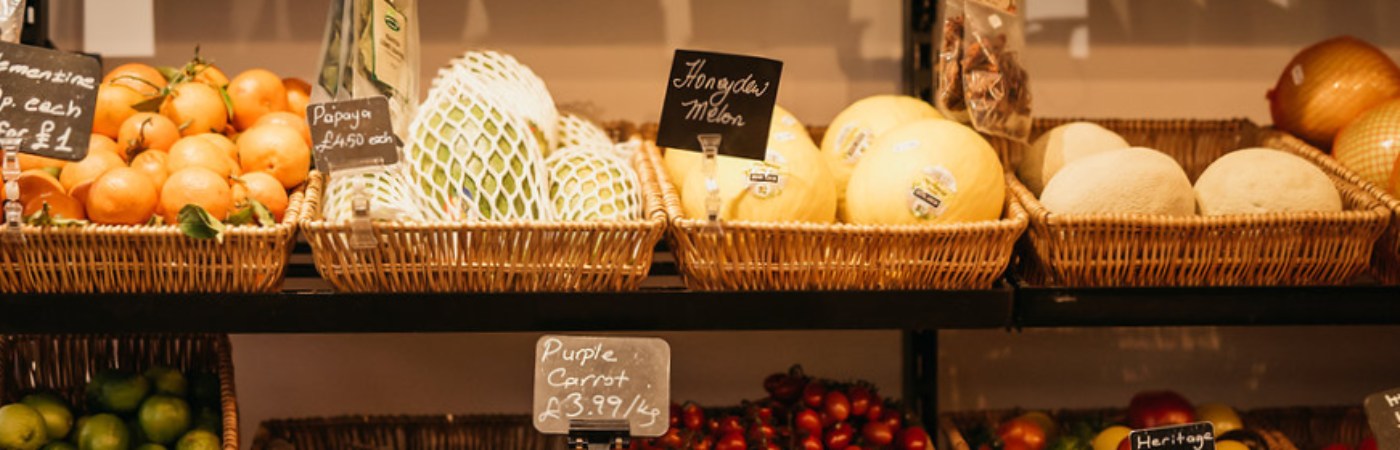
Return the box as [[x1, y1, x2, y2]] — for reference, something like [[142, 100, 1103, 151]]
[[680, 129, 836, 223], [665, 104, 811, 189], [844, 119, 1004, 225], [1194, 148, 1341, 215], [1018, 122, 1130, 195], [1040, 147, 1195, 216], [820, 95, 943, 220]]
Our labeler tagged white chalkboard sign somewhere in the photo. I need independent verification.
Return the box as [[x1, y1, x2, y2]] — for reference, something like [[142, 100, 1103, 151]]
[[306, 96, 399, 172], [656, 49, 782, 161], [1365, 387, 1400, 450], [1130, 422, 1216, 450], [533, 335, 670, 437], [0, 42, 101, 161]]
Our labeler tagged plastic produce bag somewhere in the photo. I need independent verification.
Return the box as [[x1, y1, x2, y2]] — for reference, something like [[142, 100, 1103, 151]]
[[936, 0, 1032, 142], [314, 0, 420, 139], [0, 0, 24, 43]]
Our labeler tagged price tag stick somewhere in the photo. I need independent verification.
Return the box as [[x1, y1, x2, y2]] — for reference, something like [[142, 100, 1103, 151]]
[[567, 419, 631, 450], [348, 176, 376, 250], [2, 138, 24, 243], [697, 133, 722, 223]]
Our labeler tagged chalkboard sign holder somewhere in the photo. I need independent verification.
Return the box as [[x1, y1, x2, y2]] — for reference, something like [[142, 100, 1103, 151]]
[[697, 133, 722, 223], [567, 419, 631, 450], [2, 139, 23, 243], [1364, 387, 1400, 450]]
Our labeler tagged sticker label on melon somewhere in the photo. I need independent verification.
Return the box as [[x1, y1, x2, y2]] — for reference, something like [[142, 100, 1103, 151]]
[[772, 131, 796, 143], [909, 166, 957, 219], [745, 162, 785, 199], [837, 125, 871, 164]]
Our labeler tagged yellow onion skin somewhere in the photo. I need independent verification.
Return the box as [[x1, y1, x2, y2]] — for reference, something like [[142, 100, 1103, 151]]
[[1268, 35, 1400, 150]]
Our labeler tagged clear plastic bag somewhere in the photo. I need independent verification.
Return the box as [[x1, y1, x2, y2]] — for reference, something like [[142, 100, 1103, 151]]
[[936, 0, 1032, 142], [962, 0, 1032, 141], [314, 0, 420, 139], [0, 0, 24, 44]]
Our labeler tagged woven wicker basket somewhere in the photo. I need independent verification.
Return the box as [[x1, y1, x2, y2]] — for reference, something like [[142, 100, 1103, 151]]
[[1262, 131, 1400, 284], [0, 334, 240, 450], [941, 407, 1368, 450], [300, 130, 667, 293], [647, 128, 1028, 291], [995, 118, 1389, 287], [251, 414, 563, 450], [0, 186, 306, 293]]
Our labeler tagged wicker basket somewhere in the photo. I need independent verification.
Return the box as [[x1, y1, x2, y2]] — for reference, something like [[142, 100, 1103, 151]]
[[1262, 131, 1400, 284], [251, 414, 563, 450], [300, 129, 667, 292], [0, 334, 240, 450], [995, 118, 1390, 287], [647, 129, 1028, 291], [941, 407, 1368, 450], [0, 186, 307, 293]]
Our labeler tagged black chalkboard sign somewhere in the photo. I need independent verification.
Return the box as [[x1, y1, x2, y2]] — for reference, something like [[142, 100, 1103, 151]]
[[1365, 388, 1400, 450], [533, 335, 671, 438], [1129, 422, 1216, 450], [656, 49, 782, 161], [306, 96, 399, 172], [0, 41, 100, 161]]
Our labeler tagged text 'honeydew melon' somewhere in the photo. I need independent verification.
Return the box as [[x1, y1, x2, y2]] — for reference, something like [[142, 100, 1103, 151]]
[[844, 119, 1005, 225], [1039, 147, 1196, 216], [820, 95, 943, 220], [1018, 122, 1130, 195], [680, 128, 837, 223]]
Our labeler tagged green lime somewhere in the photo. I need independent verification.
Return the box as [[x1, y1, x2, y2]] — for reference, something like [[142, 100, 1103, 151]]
[[0, 403, 49, 450], [40, 442, 77, 450], [83, 371, 119, 411], [74, 413, 128, 450], [69, 416, 89, 444], [191, 408, 219, 434], [99, 372, 150, 413], [137, 395, 190, 445], [187, 373, 219, 408], [21, 392, 74, 440], [142, 367, 188, 398], [174, 430, 219, 450], [134, 444, 167, 450]]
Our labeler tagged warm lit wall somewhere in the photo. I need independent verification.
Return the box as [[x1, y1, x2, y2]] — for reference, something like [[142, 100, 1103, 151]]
[[40, 1, 1400, 447]]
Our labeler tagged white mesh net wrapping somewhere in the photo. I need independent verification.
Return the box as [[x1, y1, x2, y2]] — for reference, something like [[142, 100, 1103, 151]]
[[323, 166, 428, 223], [546, 146, 642, 222], [404, 71, 552, 222], [557, 112, 614, 150], [438, 50, 561, 153]]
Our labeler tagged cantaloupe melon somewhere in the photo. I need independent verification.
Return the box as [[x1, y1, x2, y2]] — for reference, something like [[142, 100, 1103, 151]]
[[1039, 147, 1195, 216], [1194, 148, 1341, 215], [844, 119, 1004, 225], [820, 95, 943, 220], [1018, 122, 1130, 195], [680, 129, 836, 223]]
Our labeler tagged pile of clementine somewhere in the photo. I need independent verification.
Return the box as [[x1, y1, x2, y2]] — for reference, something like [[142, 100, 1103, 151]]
[[9, 52, 312, 228]]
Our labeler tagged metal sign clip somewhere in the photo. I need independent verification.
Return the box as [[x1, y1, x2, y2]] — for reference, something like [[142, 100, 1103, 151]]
[[2, 139, 24, 243], [567, 419, 630, 450]]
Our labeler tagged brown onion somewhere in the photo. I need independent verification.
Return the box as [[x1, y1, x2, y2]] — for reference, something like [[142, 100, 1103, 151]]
[[1268, 36, 1400, 150]]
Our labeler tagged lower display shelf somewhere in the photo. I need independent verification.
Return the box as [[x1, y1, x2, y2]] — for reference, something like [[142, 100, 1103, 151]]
[[1015, 283, 1400, 327]]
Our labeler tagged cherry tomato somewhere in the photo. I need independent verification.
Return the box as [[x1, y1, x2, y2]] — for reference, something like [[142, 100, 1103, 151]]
[[719, 415, 744, 435], [717, 432, 747, 450], [849, 385, 873, 417], [749, 423, 776, 441], [881, 409, 904, 430], [997, 418, 1048, 450], [796, 409, 823, 437], [804, 382, 827, 408], [825, 390, 852, 423], [753, 405, 775, 424], [1005, 439, 1032, 450], [866, 402, 886, 422], [848, 447, 865, 450], [694, 436, 714, 450], [774, 376, 805, 403], [863, 421, 896, 446], [682, 403, 704, 430], [826, 422, 855, 450], [800, 435, 824, 450], [656, 427, 683, 448], [900, 426, 932, 450], [669, 403, 681, 428], [706, 418, 720, 434]]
